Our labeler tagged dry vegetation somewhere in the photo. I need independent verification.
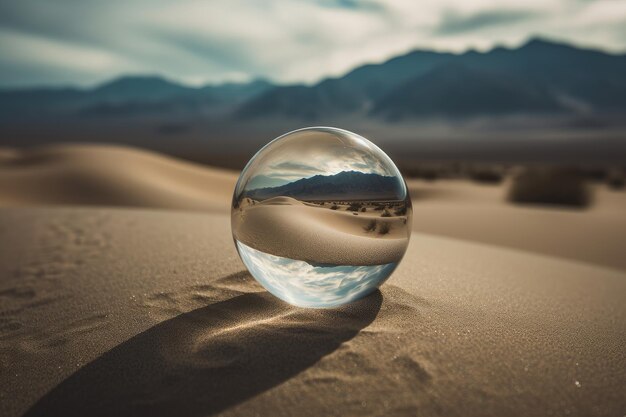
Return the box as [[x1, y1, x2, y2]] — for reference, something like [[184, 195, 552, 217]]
[[507, 167, 591, 208]]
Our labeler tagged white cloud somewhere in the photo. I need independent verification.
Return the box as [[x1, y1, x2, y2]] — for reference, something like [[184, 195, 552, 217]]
[[236, 241, 394, 307], [0, 0, 624, 87]]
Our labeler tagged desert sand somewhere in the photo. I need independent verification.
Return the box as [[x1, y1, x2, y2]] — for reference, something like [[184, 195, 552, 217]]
[[0, 144, 625, 416], [1, 144, 624, 270], [407, 179, 626, 270], [0, 144, 237, 212]]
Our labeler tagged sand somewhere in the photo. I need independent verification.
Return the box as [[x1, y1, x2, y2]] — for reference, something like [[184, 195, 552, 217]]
[[1, 144, 624, 270], [0, 144, 625, 415], [407, 179, 626, 270], [232, 196, 410, 265], [0, 144, 237, 212], [0, 206, 624, 417]]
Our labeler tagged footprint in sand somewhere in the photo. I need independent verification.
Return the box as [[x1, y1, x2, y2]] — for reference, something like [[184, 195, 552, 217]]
[[141, 271, 264, 321], [18, 313, 110, 352], [0, 212, 114, 353]]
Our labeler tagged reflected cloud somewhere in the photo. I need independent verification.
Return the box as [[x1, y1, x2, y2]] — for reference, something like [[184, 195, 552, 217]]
[[236, 241, 397, 308], [251, 130, 396, 183]]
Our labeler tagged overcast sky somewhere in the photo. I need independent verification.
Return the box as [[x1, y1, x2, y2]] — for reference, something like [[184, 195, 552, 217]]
[[246, 129, 396, 186], [1, 0, 625, 88]]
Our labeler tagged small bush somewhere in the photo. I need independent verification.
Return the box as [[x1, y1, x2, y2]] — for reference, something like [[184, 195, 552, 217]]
[[347, 202, 363, 211], [606, 169, 624, 190], [508, 167, 591, 208], [330, 204, 339, 210], [394, 205, 407, 216], [468, 167, 503, 184], [360, 207, 367, 212], [404, 166, 439, 181], [381, 209, 392, 217], [378, 222, 391, 235], [363, 219, 377, 232], [607, 176, 624, 190]]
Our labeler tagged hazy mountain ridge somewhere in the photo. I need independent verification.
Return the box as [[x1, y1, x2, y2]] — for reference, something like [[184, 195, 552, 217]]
[[244, 170, 404, 201], [1, 37, 625, 122], [0, 76, 273, 120], [239, 38, 626, 119]]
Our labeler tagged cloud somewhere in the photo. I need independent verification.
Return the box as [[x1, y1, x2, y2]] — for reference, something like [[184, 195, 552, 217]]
[[236, 241, 394, 307], [0, 0, 625, 87], [436, 10, 540, 35], [246, 128, 396, 183], [269, 161, 322, 176]]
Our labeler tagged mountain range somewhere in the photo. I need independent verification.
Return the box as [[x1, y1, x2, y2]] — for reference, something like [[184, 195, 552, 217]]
[[1, 37, 625, 122], [244, 171, 404, 201]]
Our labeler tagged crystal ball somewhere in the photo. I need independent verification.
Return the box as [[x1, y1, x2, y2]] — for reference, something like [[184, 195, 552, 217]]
[[231, 127, 412, 308]]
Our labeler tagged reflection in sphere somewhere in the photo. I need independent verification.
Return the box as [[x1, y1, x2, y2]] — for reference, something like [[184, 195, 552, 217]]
[[231, 127, 412, 308]]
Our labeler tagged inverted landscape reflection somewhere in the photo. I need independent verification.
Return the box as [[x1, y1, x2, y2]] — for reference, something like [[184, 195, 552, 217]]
[[236, 241, 398, 308]]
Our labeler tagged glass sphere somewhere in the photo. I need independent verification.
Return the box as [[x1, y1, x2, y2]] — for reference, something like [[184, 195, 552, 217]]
[[231, 127, 412, 308]]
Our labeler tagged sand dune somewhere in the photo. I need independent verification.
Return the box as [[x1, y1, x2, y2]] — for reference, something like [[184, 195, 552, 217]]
[[0, 144, 624, 270], [0, 144, 238, 212], [0, 207, 623, 417], [233, 196, 410, 265], [408, 179, 626, 270]]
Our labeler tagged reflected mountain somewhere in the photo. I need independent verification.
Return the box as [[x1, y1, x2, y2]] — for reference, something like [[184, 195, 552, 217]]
[[244, 170, 404, 201]]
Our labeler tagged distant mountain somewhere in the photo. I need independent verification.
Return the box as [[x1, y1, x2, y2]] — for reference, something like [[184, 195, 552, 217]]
[[91, 76, 194, 102], [1, 37, 625, 122], [238, 38, 626, 119], [237, 50, 454, 119], [244, 170, 404, 201], [0, 76, 273, 120], [373, 63, 562, 118]]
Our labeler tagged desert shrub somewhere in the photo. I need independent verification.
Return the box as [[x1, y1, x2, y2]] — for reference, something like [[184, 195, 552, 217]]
[[507, 167, 591, 208], [403, 166, 439, 181], [468, 167, 503, 184], [381, 209, 392, 217], [374, 204, 385, 211], [360, 207, 367, 212], [352, 212, 358, 215], [607, 176, 624, 190], [581, 167, 608, 182], [394, 205, 407, 216], [606, 169, 624, 190], [378, 222, 391, 235], [330, 204, 339, 210], [363, 219, 377, 232], [347, 202, 363, 211]]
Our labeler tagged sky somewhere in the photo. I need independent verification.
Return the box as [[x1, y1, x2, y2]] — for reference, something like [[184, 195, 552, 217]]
[[236, 241, 394, 308], [243, 128, 399, 188], [1, 0, 625, 88]]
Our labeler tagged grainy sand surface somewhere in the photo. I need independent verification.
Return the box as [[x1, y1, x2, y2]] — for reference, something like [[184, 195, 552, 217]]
[[0, 207, 624, 417], [0, 144, 625, 416]]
